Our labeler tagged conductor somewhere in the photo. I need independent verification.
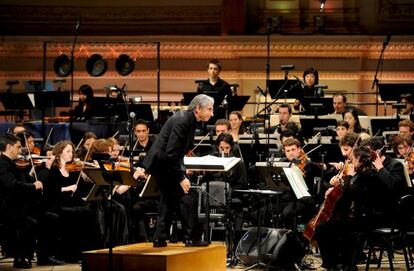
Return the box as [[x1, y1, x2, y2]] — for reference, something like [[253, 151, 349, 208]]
[[142, 94, 214, 247]]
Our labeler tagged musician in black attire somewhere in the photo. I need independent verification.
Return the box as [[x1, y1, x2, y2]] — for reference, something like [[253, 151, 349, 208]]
[[72, 84, 94, 121], [278, 138, 320, 230], [42, 141, 98, 262], [143, 94, 214, 247], [314, 141, 406, 271], [0, 134, 48, 268], [130, 119, 159, 242], [197, 59, 231, 121], [360, 137, 408, 207]]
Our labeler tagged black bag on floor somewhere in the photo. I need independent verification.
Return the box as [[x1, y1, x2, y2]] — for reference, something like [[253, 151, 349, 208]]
[[236, 228, 305, 268]]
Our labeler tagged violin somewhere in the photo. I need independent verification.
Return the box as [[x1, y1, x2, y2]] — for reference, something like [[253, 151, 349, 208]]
[[15, 154, 50, 168]]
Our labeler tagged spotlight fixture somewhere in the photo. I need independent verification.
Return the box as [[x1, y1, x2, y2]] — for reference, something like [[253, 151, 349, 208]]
[[115, 54, 135, 76], [53, 54, 73, 77], [86, 54, 107, 77]]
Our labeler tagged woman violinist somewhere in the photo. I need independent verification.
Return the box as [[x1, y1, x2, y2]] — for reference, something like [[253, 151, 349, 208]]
[[42, 140, 98, 262]]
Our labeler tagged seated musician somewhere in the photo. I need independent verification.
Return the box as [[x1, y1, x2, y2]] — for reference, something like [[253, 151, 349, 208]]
[[398, 119, 414, 139], [392, 134, 414, 178], [75, 131, 97, 160], [206, 133, 248, 240], [335, 120, 349, 141], [86, 139, 130, 246], [229, 111, 247, 142], [42, 140, 98, 263], [332, 93, 367, 116], [213, 118, 242, 158], [271, 103, 292, 135], [132, 119, 157, 162], [361, 136, 408, 201], [8, 122, 26, 134], [72, 84, 94, 122], [399, 93, 414, 115], [315, 145, 383, 270], [1, 134, 66, 267], [343, 109, 367, 135], [278, 138, 320, 230]]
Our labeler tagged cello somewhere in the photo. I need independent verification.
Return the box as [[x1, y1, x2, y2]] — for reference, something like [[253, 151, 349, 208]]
[[303, 136, 360, 246]]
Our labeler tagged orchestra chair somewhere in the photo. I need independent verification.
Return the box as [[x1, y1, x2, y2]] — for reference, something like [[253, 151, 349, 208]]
[[364, 194, 414, 271], [198, 181, 231, 242]]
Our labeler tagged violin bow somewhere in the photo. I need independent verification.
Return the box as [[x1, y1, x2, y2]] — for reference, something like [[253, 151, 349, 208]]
[[72, 138, 95, 196], [23, 132, 40, 183]]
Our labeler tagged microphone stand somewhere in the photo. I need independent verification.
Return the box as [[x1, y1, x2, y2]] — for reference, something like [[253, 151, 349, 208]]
[[372, 35, 391, 116]]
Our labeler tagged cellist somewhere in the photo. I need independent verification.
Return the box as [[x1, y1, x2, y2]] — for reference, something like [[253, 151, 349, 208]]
[[314, 145, 374, 271]]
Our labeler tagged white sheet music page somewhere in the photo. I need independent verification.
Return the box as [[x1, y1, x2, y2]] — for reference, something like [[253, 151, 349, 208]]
[[184, 155, 241, 171], [282, 165, 311, 199]]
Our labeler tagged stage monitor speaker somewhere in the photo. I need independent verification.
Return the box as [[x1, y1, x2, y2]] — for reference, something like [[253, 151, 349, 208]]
[[236, 228, 305, 268]]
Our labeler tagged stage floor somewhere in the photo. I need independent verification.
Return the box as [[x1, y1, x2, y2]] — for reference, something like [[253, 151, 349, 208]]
[[0, 245, 411, 270]]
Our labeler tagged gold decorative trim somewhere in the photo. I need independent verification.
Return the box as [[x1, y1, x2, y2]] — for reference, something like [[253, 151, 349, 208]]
[[1, 36, 414, 60]]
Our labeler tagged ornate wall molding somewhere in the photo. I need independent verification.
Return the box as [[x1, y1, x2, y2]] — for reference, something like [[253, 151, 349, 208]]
[[1, 36, 414, 60]]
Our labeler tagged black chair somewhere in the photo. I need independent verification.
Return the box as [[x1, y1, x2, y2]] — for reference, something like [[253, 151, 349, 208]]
[[365, 194, 414, 271], [198, 181, 231, 241]]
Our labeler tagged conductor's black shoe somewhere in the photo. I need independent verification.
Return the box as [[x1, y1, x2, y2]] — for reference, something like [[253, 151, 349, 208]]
[[13, 257, 32, 269], [184, 240, 210, 247], [153, 240, 167, 247], [37, 256, 65, 266]]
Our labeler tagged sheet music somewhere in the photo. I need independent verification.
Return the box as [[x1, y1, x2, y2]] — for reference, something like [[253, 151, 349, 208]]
[[184, 155, 241, 171], [396, 159, 413, 188], [282, 165, 311, 199]]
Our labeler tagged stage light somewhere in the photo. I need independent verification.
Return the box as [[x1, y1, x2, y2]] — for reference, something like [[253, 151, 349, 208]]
[[115, 54, 135, 76], [86, 54, 107, 77], [53, 54, 73, 77]]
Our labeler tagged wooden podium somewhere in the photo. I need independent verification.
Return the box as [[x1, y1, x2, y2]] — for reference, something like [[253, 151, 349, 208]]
[[82, 242, 227, 271]]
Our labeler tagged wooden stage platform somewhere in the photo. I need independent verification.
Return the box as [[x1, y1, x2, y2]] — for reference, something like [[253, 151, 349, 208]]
[[82, 242, 227, 271]]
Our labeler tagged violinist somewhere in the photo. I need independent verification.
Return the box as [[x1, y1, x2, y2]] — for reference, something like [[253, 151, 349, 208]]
[[42, 140, 98, 263], [0, 134, 44, 268], [392, 134, 412, 159], [87, 138, 130, 246], [75, 132, 97, 160], [278, 138, 319, 230], [392, 134, 414, 177], [398, 119, 414, 139], [361, 136, 408, 201]]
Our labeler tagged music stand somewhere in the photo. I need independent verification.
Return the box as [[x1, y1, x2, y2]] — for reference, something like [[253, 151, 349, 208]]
[[379, 83, 414, 102], [83, 167, 138, 270], [303, 143, 343, 163], [300, 118, 337, 139], [370, 118, 400, 136], [0, 92, 34, 120], [184, 155, 240, 243], [268, 80, 302, 99], [300, 97, 334, 116], [228, 95, 250, 112]]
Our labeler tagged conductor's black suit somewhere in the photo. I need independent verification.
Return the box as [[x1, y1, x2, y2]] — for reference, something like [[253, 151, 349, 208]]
[[142, 110, 199, 243]]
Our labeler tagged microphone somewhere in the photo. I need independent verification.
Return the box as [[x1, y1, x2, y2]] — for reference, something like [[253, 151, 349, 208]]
[[75, 16, 82, 32], [319, 0, 326, 12], [281, 64, 295, 71], [293, 75, 305, 86], [129, 111, 136, 120], [256, 86, 266, 96], [383, 33, 392, 47]]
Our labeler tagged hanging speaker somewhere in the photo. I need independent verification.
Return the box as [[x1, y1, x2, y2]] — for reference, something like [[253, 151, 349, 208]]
[[115, 54, 135, 76], [86, 54, 107, 77]]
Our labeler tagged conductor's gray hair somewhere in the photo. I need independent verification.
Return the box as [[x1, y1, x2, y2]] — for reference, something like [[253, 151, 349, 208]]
[[188, 94, 214, 110]]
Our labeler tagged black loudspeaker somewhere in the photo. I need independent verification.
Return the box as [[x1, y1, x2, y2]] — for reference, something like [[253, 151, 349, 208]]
[[236, 228, 306, 268]]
